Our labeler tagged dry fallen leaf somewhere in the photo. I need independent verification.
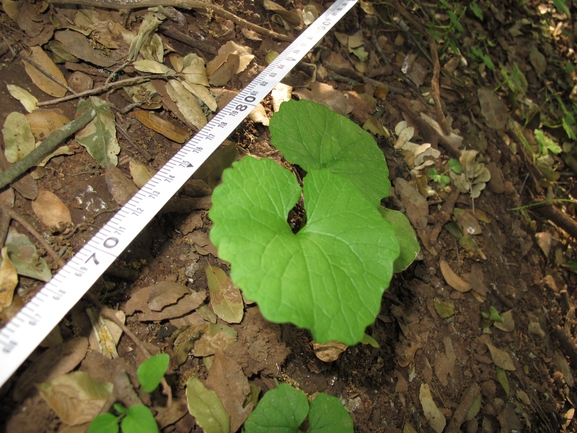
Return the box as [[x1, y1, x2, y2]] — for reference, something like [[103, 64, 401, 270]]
[[36, 371, 113, 425], [129, 159, 156, 189], [26, 111, 70, 141], [134, 108, 188, 144], [206, 265, 244, 324], [486, 340, 516, 371], [32, 189, 72, 228], [493, 310, 515, 332], [205, 350, 252, 432], [478, 88, 508, 130], [0, 247, 18, 312], [440, 260, 472, 292], [13, 337, 89, 402], [23, 46, 67, 97], [419, 383, 446, 433], [313, 340, 348, 362]]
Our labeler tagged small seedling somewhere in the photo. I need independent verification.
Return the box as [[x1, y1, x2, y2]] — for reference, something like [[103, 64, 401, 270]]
[[243, 383, 353, 433], [210, 100, 419, 345], [89, 353, 169, 433], [482, 306, 504, 323]]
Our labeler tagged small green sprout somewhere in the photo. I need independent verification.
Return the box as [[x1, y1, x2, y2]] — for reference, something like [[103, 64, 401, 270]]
[[244, 383, 353, 433], [89, 354, 169, 433], [482, 306, 504, 323]]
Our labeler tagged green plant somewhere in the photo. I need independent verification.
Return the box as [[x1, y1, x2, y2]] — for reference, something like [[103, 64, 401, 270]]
[[482, 306, 504, 323], [209, 100, 419, 345], [243, 383, 353, 433], [89, 353, 170, 433]]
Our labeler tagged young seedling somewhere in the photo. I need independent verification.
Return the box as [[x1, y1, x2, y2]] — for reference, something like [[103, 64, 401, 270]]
[[243, 383, 354, 433], [210, 100, 419, 345], [89, 353, 170, 433]]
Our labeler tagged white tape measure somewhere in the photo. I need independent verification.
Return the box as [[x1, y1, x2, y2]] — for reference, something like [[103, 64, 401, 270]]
[[0, 0, 358, 387]]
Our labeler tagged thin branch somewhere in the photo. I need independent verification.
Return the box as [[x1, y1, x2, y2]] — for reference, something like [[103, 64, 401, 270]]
[[37, 75, 170, 107], [0, 109, 96, 190]]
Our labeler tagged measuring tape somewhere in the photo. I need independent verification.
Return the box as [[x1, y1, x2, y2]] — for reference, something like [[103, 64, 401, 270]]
[[0, 0, 358, 387]]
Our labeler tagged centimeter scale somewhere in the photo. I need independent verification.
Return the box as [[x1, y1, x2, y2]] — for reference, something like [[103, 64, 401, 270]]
[[0, 0, 359, 387]]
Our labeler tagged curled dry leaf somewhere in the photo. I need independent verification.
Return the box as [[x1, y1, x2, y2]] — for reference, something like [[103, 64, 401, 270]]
[[440, 260, 472, 292], [125, 282, 207, 321], [133, 108, 188, 144], [32, 189, 72, 228], [166, 79, 207, 130], [313, 340, 348, 362]]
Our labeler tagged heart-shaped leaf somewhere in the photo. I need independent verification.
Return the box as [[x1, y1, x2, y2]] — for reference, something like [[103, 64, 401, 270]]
[[269, 99, 390, 206], [210, 157, 399, 345]]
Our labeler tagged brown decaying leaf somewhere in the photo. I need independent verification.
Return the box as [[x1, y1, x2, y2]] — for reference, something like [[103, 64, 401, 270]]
[[148, 281, 190, 312], [419, 383, 446, 433], [31, 189, 72, 228], [485, 340, 516, 371], [206, 265, 244, 324], [206, 350, 252, 432], [105, 166, 139, 206], [0, 246, 18, 312], [493, 310, 515, 332], [36, 371, 113, 425], [440, 260, 472, 292], [125, 283, 207, 321], [23, 46, 67, 97], [478, 88, 508, 130], [13, 337, 89, 402], [134, 108, 188, 143], [26, 111, 70, 141], [54, 30, 117, 68]]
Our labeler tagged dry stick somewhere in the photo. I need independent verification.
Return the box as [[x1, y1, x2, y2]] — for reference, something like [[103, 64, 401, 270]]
[[159, 24, 217, 55], [37, 75, 166, 107], [0, 109, 96, 190], [429, 188, 460, 244], [48, 0, 293, 42], [445, 383, 480, 433], [389, 0, 451, 135], [85, 292, 174, 408], [3, 207, 67, 267]]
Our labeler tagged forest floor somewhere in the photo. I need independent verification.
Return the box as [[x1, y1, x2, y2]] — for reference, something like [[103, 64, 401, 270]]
[[1, 0, 577, 432]]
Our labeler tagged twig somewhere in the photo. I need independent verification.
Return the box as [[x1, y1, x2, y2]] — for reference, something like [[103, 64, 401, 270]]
[[47, 0, 293, 42], [86, 292, 173, 408], [3, 207, 66, 267], [327, 72, 405, 94], [0, 109, 96, 190], [159, 24, 217, 55], [429, 188, 460, 244], [445, 383, 480, 433], [115, 113, 153, 161], [37, 75, 169, 107]]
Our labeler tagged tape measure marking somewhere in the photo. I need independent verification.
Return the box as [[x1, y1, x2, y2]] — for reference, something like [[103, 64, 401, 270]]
[[0, 0, 358, 387]]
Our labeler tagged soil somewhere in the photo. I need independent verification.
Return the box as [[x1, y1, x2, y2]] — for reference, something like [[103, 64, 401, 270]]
[[1, 0, 577, 432]]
